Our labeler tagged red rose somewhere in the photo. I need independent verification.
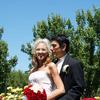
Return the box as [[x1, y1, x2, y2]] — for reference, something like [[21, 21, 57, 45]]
[[23, 84, 47, 100], [83, 98, 96, 100]]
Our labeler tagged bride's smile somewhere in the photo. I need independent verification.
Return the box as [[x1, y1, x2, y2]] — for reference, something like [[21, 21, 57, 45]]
[[36, 42, 48, 61]]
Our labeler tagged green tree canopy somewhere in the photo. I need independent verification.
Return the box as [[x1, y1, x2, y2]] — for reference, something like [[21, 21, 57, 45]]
[[0, 28, 18, 93]]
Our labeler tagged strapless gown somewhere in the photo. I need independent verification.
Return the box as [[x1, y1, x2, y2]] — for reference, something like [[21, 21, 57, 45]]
[[28, 71, 56, 96]]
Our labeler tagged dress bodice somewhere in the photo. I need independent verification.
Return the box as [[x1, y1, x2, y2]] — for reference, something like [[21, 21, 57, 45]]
[[29, 71, 56, 96]]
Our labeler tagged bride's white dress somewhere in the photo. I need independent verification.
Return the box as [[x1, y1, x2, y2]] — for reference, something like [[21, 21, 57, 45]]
[[28, 70, 56, 96]]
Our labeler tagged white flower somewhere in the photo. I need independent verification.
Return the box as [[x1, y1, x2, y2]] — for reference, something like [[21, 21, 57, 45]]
[[62, 64, 69, 74], [30, 83, 43, 93]]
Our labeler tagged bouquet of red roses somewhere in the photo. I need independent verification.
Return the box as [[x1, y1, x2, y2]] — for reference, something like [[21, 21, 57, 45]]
[[23, 84, 47, 100]]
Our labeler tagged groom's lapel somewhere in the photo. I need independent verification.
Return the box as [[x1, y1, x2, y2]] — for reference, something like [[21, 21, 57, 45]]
[[60, 54, 70, 76]]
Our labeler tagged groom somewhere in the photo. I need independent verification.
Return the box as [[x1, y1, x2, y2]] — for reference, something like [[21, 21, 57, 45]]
[[50, 34, 85, 100]]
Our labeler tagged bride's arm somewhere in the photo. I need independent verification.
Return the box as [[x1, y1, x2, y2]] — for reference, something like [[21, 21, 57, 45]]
[[47, 62, 65, 100]]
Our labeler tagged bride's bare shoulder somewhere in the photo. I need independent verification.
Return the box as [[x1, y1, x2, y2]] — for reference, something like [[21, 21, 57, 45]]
[[48, 62, 57, 70], [48, 62, 56, 66]]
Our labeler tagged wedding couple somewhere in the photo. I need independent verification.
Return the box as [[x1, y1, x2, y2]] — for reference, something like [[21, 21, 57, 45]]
[[24, 34, 85, 100]]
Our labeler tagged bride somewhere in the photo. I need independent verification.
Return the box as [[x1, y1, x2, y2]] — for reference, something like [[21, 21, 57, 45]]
[[23, 38, 65, 100]]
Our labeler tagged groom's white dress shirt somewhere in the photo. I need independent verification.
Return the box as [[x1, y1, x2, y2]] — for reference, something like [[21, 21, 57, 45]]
[[56, 55, 66, 73]]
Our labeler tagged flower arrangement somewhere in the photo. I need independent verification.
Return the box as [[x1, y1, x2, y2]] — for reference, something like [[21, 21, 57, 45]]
[[62, 64, 69, 74], [23, 84, 47, 100], [0, 86, 23, 99]]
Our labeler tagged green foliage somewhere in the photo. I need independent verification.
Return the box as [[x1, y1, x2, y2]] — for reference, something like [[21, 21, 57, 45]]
[[32, 14, 66, 39], [0, 28, 18, 93], [0, 27, 3, 39], [75, 8, 100, 97], [21, 7, 100, 97], [8, 70, 28, 88]]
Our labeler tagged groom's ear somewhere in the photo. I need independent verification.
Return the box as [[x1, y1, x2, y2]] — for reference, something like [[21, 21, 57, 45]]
[[61, 43, 66, 51]]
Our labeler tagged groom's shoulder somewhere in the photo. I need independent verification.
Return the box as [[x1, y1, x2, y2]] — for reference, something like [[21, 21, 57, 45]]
[[67, 54, 80, 64]]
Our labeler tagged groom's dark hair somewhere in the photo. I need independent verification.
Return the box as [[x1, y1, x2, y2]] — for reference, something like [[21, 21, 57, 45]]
[[50, 34, 69, 53]]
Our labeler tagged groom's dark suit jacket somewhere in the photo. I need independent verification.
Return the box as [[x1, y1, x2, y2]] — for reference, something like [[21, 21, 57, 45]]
[[56, 54, 85, 100]]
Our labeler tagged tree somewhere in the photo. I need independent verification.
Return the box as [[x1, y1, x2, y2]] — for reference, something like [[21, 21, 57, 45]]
[[21, 7, 100, 97], [74, 7, 100, 97], [0, 27, 17, 93], [8, 70, 28, 88]]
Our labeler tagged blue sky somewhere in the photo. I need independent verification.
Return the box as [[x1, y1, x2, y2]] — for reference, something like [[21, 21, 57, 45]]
[[0, 0, 100, 72]]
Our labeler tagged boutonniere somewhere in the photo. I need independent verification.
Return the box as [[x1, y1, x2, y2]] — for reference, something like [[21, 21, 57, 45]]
[[62, 64, 69, 74]]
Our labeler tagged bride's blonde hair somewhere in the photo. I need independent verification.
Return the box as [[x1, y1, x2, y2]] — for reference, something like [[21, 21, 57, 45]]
[[30, 38, 52, 73]]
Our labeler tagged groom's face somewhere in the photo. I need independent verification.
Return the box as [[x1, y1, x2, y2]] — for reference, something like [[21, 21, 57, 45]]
[[51, 40, 63, 58]]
